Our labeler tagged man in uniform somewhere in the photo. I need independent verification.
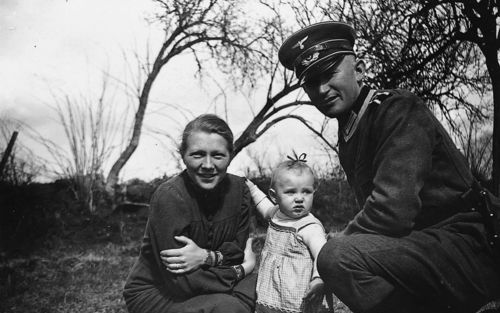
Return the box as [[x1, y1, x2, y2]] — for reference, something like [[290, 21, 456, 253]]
[[278, 21, 500, 313]]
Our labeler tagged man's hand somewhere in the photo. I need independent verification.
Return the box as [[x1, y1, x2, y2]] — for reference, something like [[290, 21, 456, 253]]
[[160, 236, 207, 274], [303, 277, 325, 313]]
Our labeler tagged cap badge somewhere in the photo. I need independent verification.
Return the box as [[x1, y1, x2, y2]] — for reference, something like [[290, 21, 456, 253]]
[[301, 52, 319, 66], [292, 36, 308, 50]]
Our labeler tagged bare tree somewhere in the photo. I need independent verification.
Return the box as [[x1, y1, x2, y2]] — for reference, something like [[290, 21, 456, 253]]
[[227, 1, 338, 156], [453, 107, 494, 183], [416, 0, 500, 195], [0, 131, 18, 179], [104, 0, 267, 196], [0, 117, 42, 185], [48, 76, 131, 212]]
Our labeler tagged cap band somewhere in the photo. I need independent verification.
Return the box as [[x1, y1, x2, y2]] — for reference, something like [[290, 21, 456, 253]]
[[298, 50, 355, 85], [293, 39, 353, 82], [293, 39, 352, 70]]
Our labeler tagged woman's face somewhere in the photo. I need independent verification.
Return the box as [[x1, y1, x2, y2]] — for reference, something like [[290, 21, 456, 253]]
[[182, 131, 231, 190]]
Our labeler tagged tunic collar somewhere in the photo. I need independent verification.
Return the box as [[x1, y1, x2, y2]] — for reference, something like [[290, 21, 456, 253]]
[[351, 85, 371, 114], [339, 86, 375, 142]]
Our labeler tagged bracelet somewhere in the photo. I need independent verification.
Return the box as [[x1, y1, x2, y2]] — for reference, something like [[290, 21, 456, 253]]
[[204, 249, 214, 266], [232, 264, 245, 281], [215, 251, 223, 266], [213, 250, 219, 266]]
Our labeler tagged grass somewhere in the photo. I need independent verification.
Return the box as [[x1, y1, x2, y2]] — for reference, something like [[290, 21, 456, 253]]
[[0, 210, 144, 313], [3, 230, 498, 313], [0, 214, 351, 313], [0, 239, 139, 313], [16, 212, 499, 313]]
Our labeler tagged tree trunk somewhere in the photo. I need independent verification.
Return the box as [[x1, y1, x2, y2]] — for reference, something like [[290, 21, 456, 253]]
[[458, 0, 500, 195], [477, 16, 500, 196], [105, 69, 160, 201], [233, 121, 261, 157], [0, 131, 18, 177], [490, 66, 500, 196], [232, 84, 301, 157]]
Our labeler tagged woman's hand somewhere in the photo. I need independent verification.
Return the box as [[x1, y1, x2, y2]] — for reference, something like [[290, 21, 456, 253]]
[[160, 236, 207, 274], [303, 277, 325, 313], [240, 238, 256, 275]]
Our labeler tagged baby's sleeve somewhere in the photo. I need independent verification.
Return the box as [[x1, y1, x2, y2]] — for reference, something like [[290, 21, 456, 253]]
[[245, 179, 277, 219]]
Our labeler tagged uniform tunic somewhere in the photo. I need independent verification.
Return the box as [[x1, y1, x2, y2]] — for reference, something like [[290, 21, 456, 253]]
[[123, 171, 257, 313], [256, 213, 326, 313], [317, 86, 500, 313]]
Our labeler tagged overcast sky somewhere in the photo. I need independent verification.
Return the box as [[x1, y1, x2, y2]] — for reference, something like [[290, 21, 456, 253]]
[[0, 0, 335, 182]]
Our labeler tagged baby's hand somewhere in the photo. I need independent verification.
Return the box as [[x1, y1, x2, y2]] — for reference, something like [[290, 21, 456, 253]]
[[303, 277, 325, 313], [241, 238, 256, 275], [236, 172, 277, 219]]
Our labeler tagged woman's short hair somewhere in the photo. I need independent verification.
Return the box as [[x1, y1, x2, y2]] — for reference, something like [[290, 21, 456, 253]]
[[179, 114, 234, 156]]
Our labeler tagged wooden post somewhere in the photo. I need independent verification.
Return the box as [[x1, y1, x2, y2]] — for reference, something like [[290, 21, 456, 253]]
[[0, 131, 19, 177]]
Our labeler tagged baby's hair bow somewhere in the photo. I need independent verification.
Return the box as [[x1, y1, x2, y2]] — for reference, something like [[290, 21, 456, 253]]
[[287, 152, 307, 163]]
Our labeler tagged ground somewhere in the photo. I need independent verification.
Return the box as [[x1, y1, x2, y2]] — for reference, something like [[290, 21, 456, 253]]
[[0, 216, 141, 313], [1, 242, 136, 313], [0, 212, 351, 313], [1, 203, 497, 313]]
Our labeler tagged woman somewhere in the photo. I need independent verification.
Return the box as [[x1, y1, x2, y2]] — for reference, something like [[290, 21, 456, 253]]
[[123, 114, 257, 313]]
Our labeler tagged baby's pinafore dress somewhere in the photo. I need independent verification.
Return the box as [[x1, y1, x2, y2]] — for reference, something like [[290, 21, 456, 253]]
[[256, 213, 326, 313]]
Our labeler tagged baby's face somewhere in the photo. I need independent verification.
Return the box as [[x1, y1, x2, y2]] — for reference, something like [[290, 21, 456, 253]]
[[273, 170, 315, 219]]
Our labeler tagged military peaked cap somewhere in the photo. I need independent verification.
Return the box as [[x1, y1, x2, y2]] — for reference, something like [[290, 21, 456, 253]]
[[278, 21, 356, 85]]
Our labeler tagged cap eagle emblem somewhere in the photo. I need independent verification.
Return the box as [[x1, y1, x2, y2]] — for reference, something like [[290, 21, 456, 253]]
[[292, 36, 308, 50]]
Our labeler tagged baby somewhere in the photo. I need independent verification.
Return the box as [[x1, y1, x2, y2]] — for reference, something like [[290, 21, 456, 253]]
[[246, 155, 332, 313]]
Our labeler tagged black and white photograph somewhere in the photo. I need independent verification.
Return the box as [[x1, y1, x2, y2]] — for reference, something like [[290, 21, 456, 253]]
[[1, 1, 499, 312]]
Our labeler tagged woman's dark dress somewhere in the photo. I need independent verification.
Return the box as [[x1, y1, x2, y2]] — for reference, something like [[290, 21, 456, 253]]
[[123, 171, 257, 313]]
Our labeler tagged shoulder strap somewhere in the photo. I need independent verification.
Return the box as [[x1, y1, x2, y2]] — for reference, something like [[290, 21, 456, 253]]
[[295, 214, 325, 233]]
